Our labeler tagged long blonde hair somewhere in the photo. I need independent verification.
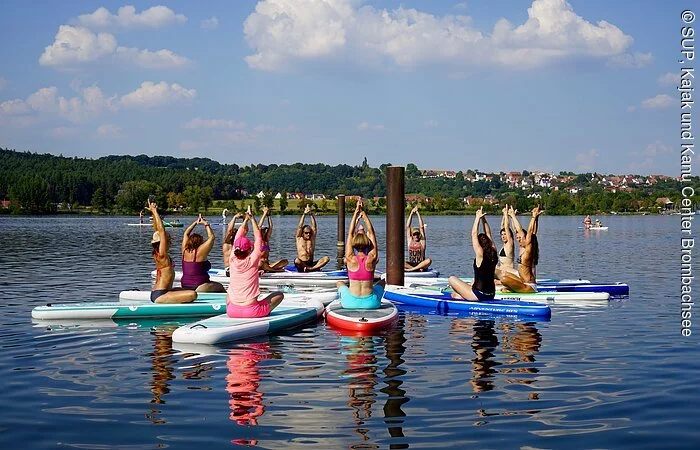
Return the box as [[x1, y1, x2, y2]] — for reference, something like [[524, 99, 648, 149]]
[[351, 233, 372, 252]]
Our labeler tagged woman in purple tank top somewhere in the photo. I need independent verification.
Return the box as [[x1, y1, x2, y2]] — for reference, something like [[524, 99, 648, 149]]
[[181, 214, 226, 292]]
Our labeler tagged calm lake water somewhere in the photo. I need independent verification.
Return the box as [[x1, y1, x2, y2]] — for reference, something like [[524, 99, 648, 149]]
[[1, 214, 698, 449]]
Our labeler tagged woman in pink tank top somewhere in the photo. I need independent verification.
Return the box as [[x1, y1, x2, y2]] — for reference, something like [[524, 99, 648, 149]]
[[336, 199, 384, 309], [227, 206, 284, 318]]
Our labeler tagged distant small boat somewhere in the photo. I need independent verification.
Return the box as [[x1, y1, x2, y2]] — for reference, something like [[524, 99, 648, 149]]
[[586, 226, 608, 231], [164, 221, 183, 228]]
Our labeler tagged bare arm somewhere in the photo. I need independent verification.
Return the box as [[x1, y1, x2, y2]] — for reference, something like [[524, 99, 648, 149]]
[[266, 212, 273, 237], [509, 208, 524, 237], [248, 209, 262, 247], [525, 205, 543, 246], [346, 201, 362, 259], [471, 207, 485, 257], [416, 209, 426, 237], [147, 200, 168, 255], [236, 214, 250, 241], [296, 206, 309, 238], [199, 217, 215, 255], [361, 210, 379, 260], [182, 216, 200, 252], [482, 215, 493, 243], [310, 210, 317, 235], [258, 206, 268, 228], [406, 207, 416, 240], [227, 213, 241, 234]]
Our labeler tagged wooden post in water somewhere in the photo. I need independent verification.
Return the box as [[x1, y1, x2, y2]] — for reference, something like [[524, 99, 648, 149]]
[[336, 194, 346, 269], [386, 166, 405, 286]]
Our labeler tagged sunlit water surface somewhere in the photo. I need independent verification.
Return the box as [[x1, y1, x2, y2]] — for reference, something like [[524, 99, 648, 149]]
[[1, 215, 698, 449]]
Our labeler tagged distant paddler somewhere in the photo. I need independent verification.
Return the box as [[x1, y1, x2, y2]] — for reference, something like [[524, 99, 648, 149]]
[[583, 215, 592, 230], [222, 208, 229, 224]]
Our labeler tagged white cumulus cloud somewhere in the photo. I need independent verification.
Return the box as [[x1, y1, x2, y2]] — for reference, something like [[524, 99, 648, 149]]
[[244, 0, 637, 72], [658, 72, 680, 87], [119, 81, 196, 109], [39, 25, 117, 67], [0, 98, 31, 116], [0, 82, 196, 124], [115, 47, 191, 69], [40, 24, 189, 70], [201, 17, 219, 30], [608, 52, 653, 68], [641, 94, 674, 109], [77, 5, 187, 31]]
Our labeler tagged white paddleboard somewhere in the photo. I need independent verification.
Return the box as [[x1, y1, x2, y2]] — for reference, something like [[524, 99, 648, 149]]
[[171, 298, 324, 344], [118, 290, 338, 305]]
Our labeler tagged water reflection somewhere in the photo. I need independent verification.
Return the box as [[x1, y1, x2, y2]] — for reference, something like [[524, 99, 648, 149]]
[[340, 333, 380, 446], [449, 318, 543, 394], [336, 319, 410, 449], [225, 343, 270, 426], [381, 316, 410, 448], [450, 318, 501, 393], [500, 322, 543, 386], [145, 327, 177, 424]]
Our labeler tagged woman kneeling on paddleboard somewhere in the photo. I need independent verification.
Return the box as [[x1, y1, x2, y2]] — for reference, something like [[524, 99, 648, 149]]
[[147, 200, 197, 304], [336, 199, 384, 309], [227, 206, 284, 318], [449, 207, 498, 301], [181, 214, 226, 292]]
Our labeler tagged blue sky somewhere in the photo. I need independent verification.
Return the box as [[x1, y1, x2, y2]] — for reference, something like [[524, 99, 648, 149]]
[[0, 0, 685, 175]]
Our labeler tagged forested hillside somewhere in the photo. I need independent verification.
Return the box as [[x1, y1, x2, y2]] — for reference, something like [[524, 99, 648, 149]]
[[0, 148, 695, 215]]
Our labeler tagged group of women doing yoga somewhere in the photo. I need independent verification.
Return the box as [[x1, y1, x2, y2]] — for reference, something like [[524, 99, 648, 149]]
[[144, 198, 543, 318], [449, 204, 543, 301]]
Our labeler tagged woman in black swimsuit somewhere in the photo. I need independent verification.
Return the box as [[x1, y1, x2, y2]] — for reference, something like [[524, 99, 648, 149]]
[[448, 207, 498, 302]]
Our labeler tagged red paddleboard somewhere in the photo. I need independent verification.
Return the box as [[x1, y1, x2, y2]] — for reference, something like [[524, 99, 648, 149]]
[[325, 299, 399, 332]]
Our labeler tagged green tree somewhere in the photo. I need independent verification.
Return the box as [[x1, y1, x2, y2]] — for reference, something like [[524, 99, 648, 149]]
[[279, 192, 288, 212], [201, 186, 213, 212], [183, 185, 204, 212], [9, 174, 54, 214], [406, 163, 420, 178], [254, 196, 262, 213], [91, 187, 107, 212], [115, 180, 160, 213], [263, 191, 274, 209]]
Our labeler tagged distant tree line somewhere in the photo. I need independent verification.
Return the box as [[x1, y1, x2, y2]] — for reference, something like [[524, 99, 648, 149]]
[[0, 148, 697, 215]]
